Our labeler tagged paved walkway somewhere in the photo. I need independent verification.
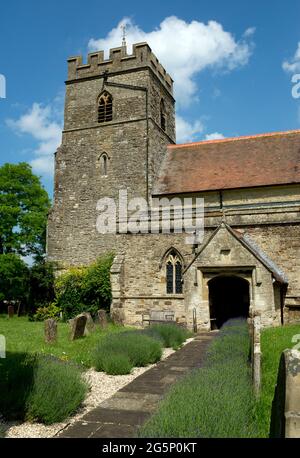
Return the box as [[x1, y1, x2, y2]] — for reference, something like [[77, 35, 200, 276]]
[[59, 333, 215, 438]]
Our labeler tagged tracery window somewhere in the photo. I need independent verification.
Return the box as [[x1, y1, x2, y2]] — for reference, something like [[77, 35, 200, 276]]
[[98, 91, 113, 123], [166, 251, 183, 294]]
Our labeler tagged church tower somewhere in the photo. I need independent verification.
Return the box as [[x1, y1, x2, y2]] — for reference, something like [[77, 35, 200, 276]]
[[47, 42, 175, 267]]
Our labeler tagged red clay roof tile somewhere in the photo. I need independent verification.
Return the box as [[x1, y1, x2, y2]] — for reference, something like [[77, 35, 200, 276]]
[[153, 129, 300, 194]]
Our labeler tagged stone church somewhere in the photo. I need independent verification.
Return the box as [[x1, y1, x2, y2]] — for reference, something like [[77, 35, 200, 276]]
[[47, 42, 300, 330]]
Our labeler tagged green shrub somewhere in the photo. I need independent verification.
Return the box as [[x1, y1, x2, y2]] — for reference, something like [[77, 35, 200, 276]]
[[26, 355, 88, 424], [139, 319, 258, 438], [94, 331, 162, 374], [0, 352, 88, 425], [144, 324, 191, 349], [81, 254, 114, 310], [0, 352, 35, 420], [0, 418, 5, 438], [33, 303, 61, 321], [101, 352, 133, 375], [28, 261, 56, 315], [55, 253, 114, 320]]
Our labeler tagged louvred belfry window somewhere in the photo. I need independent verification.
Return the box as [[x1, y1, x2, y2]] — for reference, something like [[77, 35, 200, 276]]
[[98, 92, 113, 123], [165, 252, 183, 294]]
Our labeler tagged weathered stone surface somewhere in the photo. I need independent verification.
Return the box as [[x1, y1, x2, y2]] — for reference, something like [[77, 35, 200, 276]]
[[82, 312, 95, 335], [270, 349, 300, 438], [46, 41, 300, 331], [7, 305, 14, 318], [249, 314, 262, 396], [98, 309, 108, 329], [44, 318, 57, 343], [69, 314, 87, 340]]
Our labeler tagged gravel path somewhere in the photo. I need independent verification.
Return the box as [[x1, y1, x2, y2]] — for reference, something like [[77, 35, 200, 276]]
[[4, 347, 178, 438]]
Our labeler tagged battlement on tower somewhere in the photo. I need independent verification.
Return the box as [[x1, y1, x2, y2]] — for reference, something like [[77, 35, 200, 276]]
[[67, 42, 173, 94]]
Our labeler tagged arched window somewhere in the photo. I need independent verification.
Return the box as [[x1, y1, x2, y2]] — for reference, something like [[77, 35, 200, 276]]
[[98, 153, 109, 176], [165, 251, 183, 294], [98, 91, 113, 123], [160, 99, 166, 131]]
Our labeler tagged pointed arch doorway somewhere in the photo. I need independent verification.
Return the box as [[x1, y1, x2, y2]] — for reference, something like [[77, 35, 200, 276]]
[[208, 275, 250, 329]]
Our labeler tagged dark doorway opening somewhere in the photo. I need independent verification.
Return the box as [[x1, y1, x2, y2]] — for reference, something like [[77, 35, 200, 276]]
[[208, 275, 250, 329]]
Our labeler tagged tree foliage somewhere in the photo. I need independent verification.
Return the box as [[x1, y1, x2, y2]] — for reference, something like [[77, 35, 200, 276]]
[[55, 253, 114, 320], [28, 261, 56, 312], [0, 253, 29, 304], [0, 162, 50, 259]]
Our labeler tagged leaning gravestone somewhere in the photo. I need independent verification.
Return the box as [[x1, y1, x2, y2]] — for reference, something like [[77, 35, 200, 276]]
[[82, 312, 95, 335], [45, 318, 57, 343], [7, 304, 14, 318], [98, 309, 108, 329], [69, 314, 87, 340], [270, 349, 300, 438]]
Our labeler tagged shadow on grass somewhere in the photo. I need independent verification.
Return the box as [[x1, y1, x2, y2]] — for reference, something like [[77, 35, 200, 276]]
[[0, 352, 35, 421]]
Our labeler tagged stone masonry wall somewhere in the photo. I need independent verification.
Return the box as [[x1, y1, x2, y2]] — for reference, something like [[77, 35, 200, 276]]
[[47, 45, 175, 267]]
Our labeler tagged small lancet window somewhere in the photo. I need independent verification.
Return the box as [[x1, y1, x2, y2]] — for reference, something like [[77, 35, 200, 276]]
[[98, 91, 113, 123], [165, 251, 183, 294], [160, 99, 166, 131], [99, 153, 109, 176]]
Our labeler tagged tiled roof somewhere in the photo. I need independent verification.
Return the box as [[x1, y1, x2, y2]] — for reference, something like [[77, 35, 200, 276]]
[[153, 129, 300, 195]]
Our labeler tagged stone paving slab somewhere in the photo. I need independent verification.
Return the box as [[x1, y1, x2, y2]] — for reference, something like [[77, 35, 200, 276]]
[[83, 408, 151, 426], [59, 332, 215, 438], [100, 392, 163, 412]]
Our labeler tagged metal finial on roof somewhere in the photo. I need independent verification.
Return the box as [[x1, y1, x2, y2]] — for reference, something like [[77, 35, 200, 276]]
[[121, 24, 127, 47]]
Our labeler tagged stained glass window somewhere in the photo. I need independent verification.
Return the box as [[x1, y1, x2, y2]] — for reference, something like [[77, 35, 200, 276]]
[[165, 251, 183, 294], [175, 261, 182, 294], [166, 261, 174, 294]]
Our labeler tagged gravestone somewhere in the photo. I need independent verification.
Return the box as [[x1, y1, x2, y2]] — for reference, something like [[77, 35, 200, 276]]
[[270, 349, 300, 437], [45, 318, 57, 343], [69, 314, 87, 340], [7, 305, 14, 318], [82, 312, 95, 335], [98, 309, 108, 329]]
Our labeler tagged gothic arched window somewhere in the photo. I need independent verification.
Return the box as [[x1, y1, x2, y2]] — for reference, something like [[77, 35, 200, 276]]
[[98, 91, 113, 123], [160, 99, 166, 131], [165, 251, 183, 294]]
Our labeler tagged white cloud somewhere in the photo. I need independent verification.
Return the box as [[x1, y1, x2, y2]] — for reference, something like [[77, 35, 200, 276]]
[[89, 16, 254, 107], [7, 99, 63, 176], [243, 27, 256, 38], [176, 115, 204, 143], [282, 42, 300, 73], [205, 132, 225, 140]]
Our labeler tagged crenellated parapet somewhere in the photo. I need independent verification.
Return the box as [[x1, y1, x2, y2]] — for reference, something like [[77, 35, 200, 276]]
[[67, 42, 173, 94]]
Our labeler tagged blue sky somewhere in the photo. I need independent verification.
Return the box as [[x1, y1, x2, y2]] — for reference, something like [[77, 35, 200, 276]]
[[0, 0, 299, 197]]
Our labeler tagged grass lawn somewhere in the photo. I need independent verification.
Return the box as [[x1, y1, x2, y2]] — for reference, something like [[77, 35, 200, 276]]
[[0, 315, 127, 368], [254, 323, 300, 437]]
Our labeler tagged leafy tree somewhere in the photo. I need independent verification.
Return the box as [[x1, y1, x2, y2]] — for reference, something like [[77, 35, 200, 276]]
[[0, 254, 29, 306], [55, 253, 114, 320], [28, 261, 56, 313], [0, 163, 50, 260]]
